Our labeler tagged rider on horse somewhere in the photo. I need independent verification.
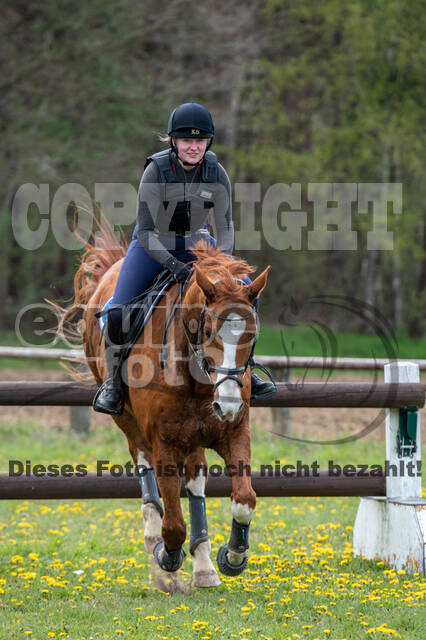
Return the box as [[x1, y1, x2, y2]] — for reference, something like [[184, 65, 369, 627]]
[[93, 102, 276, 415]]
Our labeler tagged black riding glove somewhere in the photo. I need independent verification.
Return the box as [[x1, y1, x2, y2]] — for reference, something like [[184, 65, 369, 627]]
[[165, 257, 192, 283]]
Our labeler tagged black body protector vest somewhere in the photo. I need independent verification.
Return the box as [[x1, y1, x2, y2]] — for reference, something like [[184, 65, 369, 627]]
[[144, 149, 219, 235]]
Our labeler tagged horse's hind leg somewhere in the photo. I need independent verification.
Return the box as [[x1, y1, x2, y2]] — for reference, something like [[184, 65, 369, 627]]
[[115, 424, 163, 555], [152, 446, 186, 573], [136, 447, 189, 594], [137, 450, 163, 554], [184, 450, 221, 588]]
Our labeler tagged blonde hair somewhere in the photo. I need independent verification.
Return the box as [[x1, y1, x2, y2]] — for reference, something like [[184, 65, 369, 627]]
[[158, 134, 171, 144]]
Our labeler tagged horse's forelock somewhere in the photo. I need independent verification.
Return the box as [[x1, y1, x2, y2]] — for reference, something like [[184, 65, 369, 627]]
[[191, 241, 256, 299]]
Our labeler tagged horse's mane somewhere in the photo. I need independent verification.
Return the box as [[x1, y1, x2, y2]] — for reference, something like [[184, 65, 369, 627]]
[[48, 213, 127, 345], [49, 213, 257, 380], [190, 241, 256, 300], [45, 212, 128, 383]]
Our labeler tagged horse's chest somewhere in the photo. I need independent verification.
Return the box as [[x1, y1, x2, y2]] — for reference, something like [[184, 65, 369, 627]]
[[176, 416, 215, 449], [157, 400, 224, 449]]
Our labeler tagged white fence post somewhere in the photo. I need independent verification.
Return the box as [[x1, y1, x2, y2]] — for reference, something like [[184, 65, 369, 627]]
[[353, 361, 426, 573], [384, 361, 421, 499]]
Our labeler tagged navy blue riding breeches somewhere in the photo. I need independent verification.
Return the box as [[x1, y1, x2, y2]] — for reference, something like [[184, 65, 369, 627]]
[[109, 229, 255, 328]]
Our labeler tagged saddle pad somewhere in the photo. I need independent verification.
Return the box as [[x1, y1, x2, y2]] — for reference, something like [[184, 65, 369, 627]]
[[97, 296, 113, 332], [97, 270, 176, 362], [123, 276, 174, 360]]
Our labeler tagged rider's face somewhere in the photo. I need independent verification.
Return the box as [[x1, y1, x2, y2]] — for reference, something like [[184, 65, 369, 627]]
[[174, 137, 209, 165]]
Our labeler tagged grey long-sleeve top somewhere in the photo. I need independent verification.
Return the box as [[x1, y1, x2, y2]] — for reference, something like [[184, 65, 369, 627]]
[[135, 154, 234, 266]]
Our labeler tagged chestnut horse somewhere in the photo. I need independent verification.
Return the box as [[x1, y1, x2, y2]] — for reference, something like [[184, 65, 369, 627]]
[[64, 223, 269, 589]]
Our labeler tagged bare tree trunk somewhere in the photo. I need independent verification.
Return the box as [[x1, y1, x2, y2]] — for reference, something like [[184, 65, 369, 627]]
[[388, 145, 402, 331], [408, 217, 426, 338], [0, 188, 14, 331], [361, 250, 376, 311], [391, 250, 402, 331]]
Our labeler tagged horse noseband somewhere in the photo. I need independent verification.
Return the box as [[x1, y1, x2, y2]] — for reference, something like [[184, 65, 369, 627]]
[[207, 365, 246, 391], [194, 305, 257, 392]]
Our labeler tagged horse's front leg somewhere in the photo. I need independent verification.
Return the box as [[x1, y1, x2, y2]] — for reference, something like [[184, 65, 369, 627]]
[[215, 422, 255, 576], [184, 449, 221, 587], [152, 447, 186, 572]]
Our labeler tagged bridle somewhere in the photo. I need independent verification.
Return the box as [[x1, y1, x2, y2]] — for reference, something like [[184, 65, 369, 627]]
[[188, 304, 258, 391], [160, 274, 258, 393]]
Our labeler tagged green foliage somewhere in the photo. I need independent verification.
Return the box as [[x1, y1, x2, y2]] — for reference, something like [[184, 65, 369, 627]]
[[235, 0, 426, 335], [1, 0, 425, 338]]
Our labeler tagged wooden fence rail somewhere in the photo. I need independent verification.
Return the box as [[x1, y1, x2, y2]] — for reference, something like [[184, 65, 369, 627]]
[[0, 471, 386, 500], [0, 381, 424, 408]]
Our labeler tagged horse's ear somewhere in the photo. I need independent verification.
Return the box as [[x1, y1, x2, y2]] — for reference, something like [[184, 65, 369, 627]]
[[246, 266, 270, 303], [194, 265, 216, 304]]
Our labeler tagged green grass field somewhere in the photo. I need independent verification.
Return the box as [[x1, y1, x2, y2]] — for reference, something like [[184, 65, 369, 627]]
[[256, 326, 426, 360], [0, 414, 425, 640], [0, 326, 425, 639]]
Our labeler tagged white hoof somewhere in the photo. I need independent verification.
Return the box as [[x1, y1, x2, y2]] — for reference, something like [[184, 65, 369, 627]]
[[193, 569, 222, 588], [149, 557, 191, 595]]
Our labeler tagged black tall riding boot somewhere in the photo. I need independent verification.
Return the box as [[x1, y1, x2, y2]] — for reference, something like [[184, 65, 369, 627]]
[[249, 356, 277, 401], [93, 316, 125, 415]]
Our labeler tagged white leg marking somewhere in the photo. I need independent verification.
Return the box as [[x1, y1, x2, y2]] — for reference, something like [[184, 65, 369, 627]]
[[186, 468, 206, 497], [231, 500, 253, 524], [142, 503, 162, 539], [227, 549, 246, 565], [186, 469, 220, 586], [193, 540, 215, 573], [137, 449, 162, 551], [215, 313, 246, 420], [137, 450, 151, 468]]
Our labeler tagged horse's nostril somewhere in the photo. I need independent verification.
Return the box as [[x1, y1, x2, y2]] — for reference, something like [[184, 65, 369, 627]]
[[212, 402, 223, 418]]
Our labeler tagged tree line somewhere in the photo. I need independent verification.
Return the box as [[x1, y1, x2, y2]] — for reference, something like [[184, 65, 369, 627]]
[[1, 0, 424, 337]]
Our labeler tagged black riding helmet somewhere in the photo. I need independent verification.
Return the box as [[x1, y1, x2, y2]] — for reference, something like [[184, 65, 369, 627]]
[[168, 102, 215, 139], [168, 103, 214, 166]]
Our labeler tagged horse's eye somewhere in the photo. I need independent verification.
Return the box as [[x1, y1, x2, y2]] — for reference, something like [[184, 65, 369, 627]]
[[205, 329, 212, 340]]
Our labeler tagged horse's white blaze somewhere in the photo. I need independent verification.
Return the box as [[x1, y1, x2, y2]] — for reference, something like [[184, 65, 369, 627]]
[[137, 450, 162, 540], [215, 313, 246, 420]]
